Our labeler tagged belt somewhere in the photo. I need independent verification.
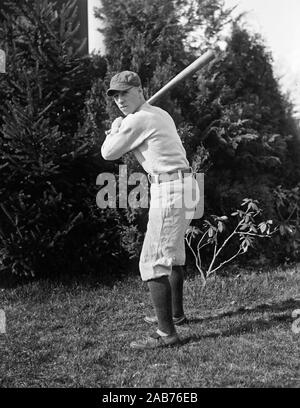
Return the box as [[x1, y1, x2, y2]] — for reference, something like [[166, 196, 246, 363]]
[[147, 168, 193, 184]]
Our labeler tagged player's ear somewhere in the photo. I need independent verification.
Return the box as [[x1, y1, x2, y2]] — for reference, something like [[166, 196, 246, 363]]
[[138, 86, 144, 97]]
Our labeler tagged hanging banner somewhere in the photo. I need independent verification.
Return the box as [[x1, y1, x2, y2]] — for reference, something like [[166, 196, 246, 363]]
[[0, 49, 6, 73]]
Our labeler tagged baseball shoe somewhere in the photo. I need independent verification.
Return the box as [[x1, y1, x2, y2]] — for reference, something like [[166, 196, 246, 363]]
[[144, 315, 188, 326], [130, 331, 181, 350]]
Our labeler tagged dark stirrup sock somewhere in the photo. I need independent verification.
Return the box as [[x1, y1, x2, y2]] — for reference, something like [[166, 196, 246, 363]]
[[147, 276, 176, 336], [169, 265, 185, 318]]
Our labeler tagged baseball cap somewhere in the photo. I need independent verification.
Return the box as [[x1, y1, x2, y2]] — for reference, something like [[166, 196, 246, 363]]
[[106, 71, 141, 96]]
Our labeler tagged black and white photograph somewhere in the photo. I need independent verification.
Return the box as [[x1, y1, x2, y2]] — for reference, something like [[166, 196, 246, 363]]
[[0, 0, 299, 393]]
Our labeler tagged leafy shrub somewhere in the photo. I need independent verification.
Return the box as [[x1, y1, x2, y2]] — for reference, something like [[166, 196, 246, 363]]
[[186, 199, 277, 284]]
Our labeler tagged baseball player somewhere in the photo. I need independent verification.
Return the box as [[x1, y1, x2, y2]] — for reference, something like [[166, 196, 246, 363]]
[[101, 71, 200, 349]]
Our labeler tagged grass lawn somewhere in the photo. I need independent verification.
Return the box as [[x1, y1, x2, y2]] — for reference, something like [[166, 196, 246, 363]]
[[0, 265, 299, 388]]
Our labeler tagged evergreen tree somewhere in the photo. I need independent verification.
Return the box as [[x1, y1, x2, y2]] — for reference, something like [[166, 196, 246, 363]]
[[0, 0, 126, 279], [0, 0, 105, 135], [189, 26, 298, 212], [188, 24, 300, 262]]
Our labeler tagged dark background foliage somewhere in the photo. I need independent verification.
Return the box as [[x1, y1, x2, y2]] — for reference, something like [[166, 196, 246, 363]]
[[0, 0, 299, 282]]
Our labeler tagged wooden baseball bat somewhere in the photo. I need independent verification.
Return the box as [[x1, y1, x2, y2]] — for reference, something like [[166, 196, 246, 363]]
[[147, 49, 217, 105]]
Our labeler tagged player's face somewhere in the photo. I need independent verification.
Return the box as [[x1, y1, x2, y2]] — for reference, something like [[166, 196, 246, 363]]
[[113, 87, 143, 115]]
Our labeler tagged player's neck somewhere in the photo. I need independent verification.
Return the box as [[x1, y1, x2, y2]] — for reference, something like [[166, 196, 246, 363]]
[[133, 98, 146, 113]]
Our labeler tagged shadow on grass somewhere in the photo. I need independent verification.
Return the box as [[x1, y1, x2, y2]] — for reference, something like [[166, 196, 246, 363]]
[[188, 298, 300, 324], [184, 301, 297, 344], [190, 314, 293, 341]]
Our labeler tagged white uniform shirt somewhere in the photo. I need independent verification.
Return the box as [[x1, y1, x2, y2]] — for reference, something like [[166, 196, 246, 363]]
[[101, 102, 189, 174]]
